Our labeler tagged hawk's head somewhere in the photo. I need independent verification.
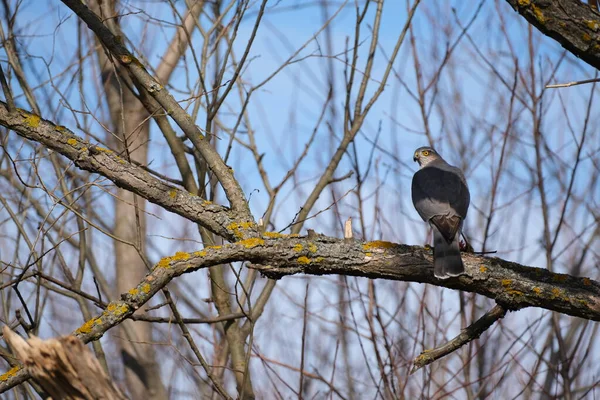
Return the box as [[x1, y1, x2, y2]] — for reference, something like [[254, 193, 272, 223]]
[[413, 146, 441, 167]]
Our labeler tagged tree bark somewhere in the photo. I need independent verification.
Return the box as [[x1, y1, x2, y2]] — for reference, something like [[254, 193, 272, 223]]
[[505, 0, 600, 71]]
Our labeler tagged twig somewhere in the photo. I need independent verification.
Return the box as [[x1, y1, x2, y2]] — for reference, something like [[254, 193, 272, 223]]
[[546, 78, 600, 89], [0, 64, 15, 112], [410, 304, 508, 374]]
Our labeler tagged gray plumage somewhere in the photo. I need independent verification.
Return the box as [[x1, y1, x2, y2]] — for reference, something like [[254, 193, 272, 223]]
[[411, 147, 470, 279]]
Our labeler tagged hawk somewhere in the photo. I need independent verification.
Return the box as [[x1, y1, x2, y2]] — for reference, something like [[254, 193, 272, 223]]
[[411, 147, 470, 278]]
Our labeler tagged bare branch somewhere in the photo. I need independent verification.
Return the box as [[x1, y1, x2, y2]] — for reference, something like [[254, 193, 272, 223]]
[[1, 234, 599, 391], [0, 101, 251, 241], [505, 0, 600, 71], [410, 304, 508, 374]]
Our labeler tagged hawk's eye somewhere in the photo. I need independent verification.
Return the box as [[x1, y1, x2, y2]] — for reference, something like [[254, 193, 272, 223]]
[[422, 150, 430, 156]]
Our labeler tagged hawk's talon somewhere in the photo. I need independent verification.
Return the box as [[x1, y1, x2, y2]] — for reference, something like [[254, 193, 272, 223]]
[[459, 239, 474, 253]]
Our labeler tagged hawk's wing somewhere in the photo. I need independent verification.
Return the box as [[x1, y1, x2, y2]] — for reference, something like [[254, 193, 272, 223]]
[[411, 162, 470, 242]]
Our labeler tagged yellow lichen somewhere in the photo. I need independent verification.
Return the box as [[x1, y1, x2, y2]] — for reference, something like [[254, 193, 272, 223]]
[[293, 244, 304, 252], [80, 147, 88, 153], [169, 189, 177, 199], [95, 146, 113, 154], [76, 317, 101, 334], [105, 303, 129, 315], [67, 138, 77, 146], [23, 114, 40, 128], [308, 243, 317, 253], [479, 265, 487, 273], [227, 221, 256, 238], [194, 250, 207, 257], [517, 0, 530, 6], [365, 252, 373, 257], [583, 33, 592, 42], [501, 279, 512, 287], [264, 231, 285, 238], [155, 252, 191, 269], [156, 257, 172, 269], [314, 257, 324, 263], [55, 125, 67, 132], [172, 251, 190, 261], [531, 4, 545, 24], [289, 234, 300, 238], [583, 278, 592, 286], [297, 256, 311, 264], [586, 20, 600, 31], [413, 354, 430, 364], [141, 283, 151, 293], [532, 287, 542, 294], [239, 238, 265, 248], [363, 241, 395, 250], [0, 366, 20, 381], [551, 288, 562, 298], [128, 288, 139, 296], [120, 55, 133, 64]]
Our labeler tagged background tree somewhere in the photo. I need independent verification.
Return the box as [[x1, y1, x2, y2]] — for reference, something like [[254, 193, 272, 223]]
[[0, 0, 598, 398]]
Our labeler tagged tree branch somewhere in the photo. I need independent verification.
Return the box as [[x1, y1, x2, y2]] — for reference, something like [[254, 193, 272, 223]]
[[59, 0, 253, 219], [505, 0, 600, 71], [0, 101, 254, 241], [410, 304, 508, 374], [1, 235, 599, 391]]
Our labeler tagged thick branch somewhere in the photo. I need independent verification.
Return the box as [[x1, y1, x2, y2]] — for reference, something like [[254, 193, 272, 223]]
[[1, 235, 599, 391], [506, 0, 600, 71], [0, 102, 257, 241]]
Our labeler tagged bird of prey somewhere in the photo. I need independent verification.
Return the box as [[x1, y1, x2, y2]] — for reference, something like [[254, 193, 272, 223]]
[[411, 147, 470, 279]]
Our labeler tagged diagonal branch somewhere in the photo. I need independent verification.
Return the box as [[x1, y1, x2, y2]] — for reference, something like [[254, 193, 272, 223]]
[[505, 0, 600, 71], [410, 304, 508, 374], [59, 0, 253, 219], [0, 101, 252, 241]]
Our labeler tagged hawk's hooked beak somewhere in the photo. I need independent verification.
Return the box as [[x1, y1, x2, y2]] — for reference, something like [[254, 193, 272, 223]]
[[413, 155, 418, 163]]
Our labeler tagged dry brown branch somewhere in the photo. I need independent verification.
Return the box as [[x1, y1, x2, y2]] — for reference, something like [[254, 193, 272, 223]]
[[2, 326, 127, 399]]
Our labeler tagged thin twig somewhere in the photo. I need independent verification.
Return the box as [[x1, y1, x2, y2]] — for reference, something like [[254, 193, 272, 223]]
[[0, 64, 15, 112], [546, 78, 600, 89], [410, 304, 508, 374]]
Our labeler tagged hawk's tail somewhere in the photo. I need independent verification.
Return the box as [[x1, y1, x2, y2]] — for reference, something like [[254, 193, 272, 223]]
[[432, 229, 464, 279]]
